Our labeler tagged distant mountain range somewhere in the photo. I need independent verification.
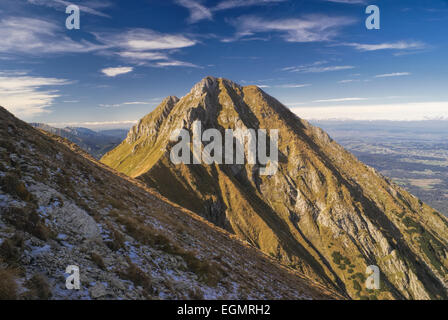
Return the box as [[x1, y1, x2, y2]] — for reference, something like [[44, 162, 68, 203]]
[[102, 77, 448, 299], [29, 123, 127, 159]]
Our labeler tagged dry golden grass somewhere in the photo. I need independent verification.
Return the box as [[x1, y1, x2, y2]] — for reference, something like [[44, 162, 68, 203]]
[[0, 269, 18, 300], [2, 206, 53, 241], [91, 252, 106, 270], [0, 233, 24, 264], [118, 262, 153, 296], [0, 173, 34, 202], [23, 274, 52, 300]]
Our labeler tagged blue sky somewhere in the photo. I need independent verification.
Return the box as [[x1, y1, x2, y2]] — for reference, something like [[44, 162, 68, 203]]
[[0, 0, 447, 127]]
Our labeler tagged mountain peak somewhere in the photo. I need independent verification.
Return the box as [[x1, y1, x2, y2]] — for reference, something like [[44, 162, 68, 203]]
[[102, 77, 448, 300], [189, 76, 241, 98], [124, 95, 179, 144], [162, 95, 180, 105]]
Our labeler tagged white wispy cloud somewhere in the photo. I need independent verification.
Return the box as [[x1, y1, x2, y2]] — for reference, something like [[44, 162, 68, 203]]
[[277, 84, 311, 88], [101, 67, 134, 77], [324, 0, 366, 4], [312, 97, 368, 103], [99, 103, 121, 108], [253, 83, 311, 88], [175, 0, 213, 23], [122, 101, 153, 105], [27, 0, 112, 18], [291, 102, 448, 121], [0, 17, 104, 55], [214, 0, 286, 11], [375, 72, 411, 78], [0, 72, 72, 117], [225, 15, 356, 42], [95, 29, 198, 67], [117, 51, 168, 61], [175, 0, 286, 22], [338, 79, 359, 83], [155, 60, 200, 68], [343, 41, 425, 51], [99, 100, 157, 108], [283, 62, 355, 73], [0, 17, 198, 68], [96, 29, 196, 51]]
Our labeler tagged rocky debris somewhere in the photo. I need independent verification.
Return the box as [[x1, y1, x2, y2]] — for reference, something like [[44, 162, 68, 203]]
[[0, 105, 339, 300]]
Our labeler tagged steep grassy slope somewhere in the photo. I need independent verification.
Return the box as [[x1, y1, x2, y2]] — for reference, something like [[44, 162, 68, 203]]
[[0, 106, 340, 300], [102, 77, 448, 300]]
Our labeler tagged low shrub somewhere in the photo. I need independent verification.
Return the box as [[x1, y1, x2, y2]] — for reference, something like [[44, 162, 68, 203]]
[[3, 206, 53, 241], [0, 173, 34, 202], [109, 198, 126, 210], [352, 272, 366, 282], [402, 216, 424, 233], [188, 287, 204, 300], [105, 225, 125, 251], [0, 269, 18, 300], [23, 274, 52, 300], [91, 252, 106, 270], [119, 262, 153, 296], [0, 139, 16, 153], [353, 280, 362, 292], [0, 233, 24, 263]]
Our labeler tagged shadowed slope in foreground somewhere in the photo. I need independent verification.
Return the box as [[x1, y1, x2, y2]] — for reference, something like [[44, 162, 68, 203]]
[[0, 106, 340, 300]]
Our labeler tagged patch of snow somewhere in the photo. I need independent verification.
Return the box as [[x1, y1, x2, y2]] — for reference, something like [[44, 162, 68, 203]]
[[125, 242, 143, 265], [0, 193, 9, 206], [61, 241, 74, 249], [30, 244, 51, 257], [57, 233, 68, 240], [37, 205, 50, 217]]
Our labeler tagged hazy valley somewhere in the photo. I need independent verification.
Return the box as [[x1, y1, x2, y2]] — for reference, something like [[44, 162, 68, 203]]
[[315, 121, 448, 217], [30, 124, 127, 159]]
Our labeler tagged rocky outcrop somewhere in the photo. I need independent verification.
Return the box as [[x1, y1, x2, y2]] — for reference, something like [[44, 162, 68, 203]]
[[125, 96, 179, 144]]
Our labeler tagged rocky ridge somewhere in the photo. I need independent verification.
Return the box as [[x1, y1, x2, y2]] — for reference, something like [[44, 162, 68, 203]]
[[102, 76, 448, 299]]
